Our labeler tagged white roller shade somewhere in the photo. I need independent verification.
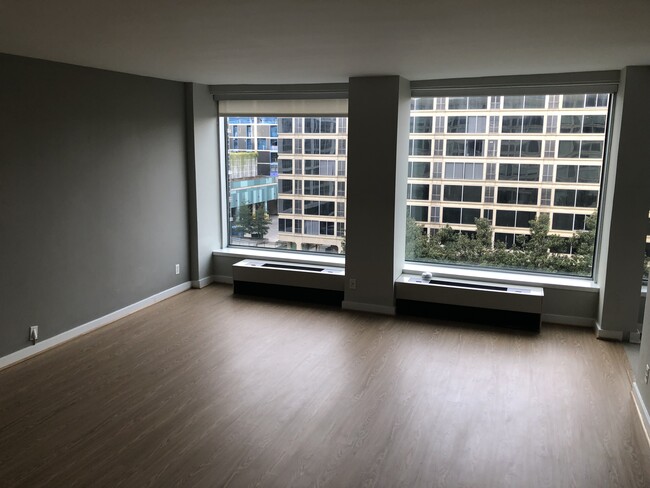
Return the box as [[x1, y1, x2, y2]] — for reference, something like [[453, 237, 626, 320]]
[[218, 99, 348, 116], [209, 83, 349, 115], [411, 70, 620, 97]]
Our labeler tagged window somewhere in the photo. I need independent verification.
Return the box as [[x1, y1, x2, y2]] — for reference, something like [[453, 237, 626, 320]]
[[447, 116, 487, 133], [408, 161, 430, 178], [226, 112, 347, 255], [304, 139, 336, 155], [552, 213, 589, 231], [304, 117, 337, 133], [279, 118, 293, 133], [279, 199, 293, 213], [558, 140, 604, 159], [486, 163, 496, 180], [405, 91, 610, 277], [412, 98, 434, 110], [500, 140, 542, 157], [443, 185, 482, 202], [554, 189, 599, 207], [304, 160, 335, 175], [434, 116, 445, 133], [497, 187, 538, 205], [495, 210, 537, 228], [501, 116, 544, 133], [448, 97, 488, 110], [560, 115, 606, 133], [278, 218, 293, 232], [408, 205, 428, 222], [503, 95, 546, 109], [410, 116, 433, 133], [432, 161, 443, 178], [443, 207, 481, 225], [433, 140, 444, 156], [484, 186, 495, 203], [431, 185, 442, 201], [489, 116, 499, 133], [498, 163, 539, 181], [446, 139, 484, 157], [304, 180, 335, 196], [445, 162, 483, 180], [408, 184, 430, 200], [409, 139, 432, 156], [430, 206, 441, 223], [304, 200, 335, 216], [556, 165, 601, 183]]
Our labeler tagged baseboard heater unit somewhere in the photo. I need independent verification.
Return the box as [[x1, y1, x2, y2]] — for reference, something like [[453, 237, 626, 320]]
[[232, 259, 345, 305], [395, 274, 543, 332]]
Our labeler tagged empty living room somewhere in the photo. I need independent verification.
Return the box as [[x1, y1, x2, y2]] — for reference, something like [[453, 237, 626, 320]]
[[2, 1, 650, 487]]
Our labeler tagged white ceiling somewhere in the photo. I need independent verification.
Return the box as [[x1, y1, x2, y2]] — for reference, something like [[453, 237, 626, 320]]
[[0, 0, 649, 84]]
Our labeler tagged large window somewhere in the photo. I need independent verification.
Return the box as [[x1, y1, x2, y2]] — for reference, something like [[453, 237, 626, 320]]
[[226, 114, 347, 254], [405, 93, 610, 277]]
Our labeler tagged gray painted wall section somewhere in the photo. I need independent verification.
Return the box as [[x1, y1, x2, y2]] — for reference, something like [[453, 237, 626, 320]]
[[596, 67, 650, 335], [344, 76, 410, 313], [0, 54, 189, 358], [186, 83, 220, 285]]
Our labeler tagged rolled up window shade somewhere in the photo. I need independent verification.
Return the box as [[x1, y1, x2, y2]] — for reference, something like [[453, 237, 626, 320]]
[[411, 70, 620, 97], [217, 99, 348, 116], [209, 83, 349, 115]]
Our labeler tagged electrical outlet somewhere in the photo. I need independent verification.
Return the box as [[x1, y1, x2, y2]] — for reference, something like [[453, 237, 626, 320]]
[[175, 264, 180, 275], [349, 278, 357, 290], [645, 364, 650, 384], [29, 326, 38, 344]]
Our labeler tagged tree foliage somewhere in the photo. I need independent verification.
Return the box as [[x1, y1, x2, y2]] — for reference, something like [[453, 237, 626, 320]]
[[405, 214, 597, 276], [236, 204, 270, 239]]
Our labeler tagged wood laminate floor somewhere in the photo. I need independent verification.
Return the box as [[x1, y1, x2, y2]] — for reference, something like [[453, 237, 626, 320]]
[[1, 284, 649, 487]]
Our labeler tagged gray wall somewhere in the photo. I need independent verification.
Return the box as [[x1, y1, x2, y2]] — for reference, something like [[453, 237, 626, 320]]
[[0, 54, 189, 357]]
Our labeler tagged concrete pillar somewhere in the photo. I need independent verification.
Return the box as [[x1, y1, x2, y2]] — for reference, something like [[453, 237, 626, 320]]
[[185, 83, 221, 288], [596, 67, 650, 339], [343, 76, 411, 314]]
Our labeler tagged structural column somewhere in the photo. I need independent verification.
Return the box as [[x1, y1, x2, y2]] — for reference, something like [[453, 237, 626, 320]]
[[596, 66, 650, 338], [185, 83, 221, 288], [343, 76, 411, 314]]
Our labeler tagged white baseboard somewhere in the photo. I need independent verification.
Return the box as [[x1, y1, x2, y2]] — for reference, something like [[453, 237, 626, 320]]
[[594, 321, 625, 341], [191, 276, 214, 289], [541, 314, 594, 328], [632, 382, 650, 447], [342, 301, 396, 315], [0, 281, 192, 372], [213, 274, 233, 284]]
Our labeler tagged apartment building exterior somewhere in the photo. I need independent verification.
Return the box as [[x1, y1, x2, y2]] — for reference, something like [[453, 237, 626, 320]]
[[407, 94, 608, 251]]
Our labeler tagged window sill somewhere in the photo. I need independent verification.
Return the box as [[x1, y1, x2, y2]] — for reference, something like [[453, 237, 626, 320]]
[[213, 247, 345, 268], [402, 262, 600, 292]]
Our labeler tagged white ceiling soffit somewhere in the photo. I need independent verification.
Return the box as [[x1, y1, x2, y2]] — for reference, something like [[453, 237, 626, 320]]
[[0, 0, 649, 84]]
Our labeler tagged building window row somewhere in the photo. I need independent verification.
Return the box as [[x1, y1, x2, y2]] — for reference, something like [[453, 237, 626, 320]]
[[410, 94, 608, 112], [278, 117, 347, 135], [406, 183, 598, 208], [408, 161, 601, 184], [278, 218, 344, 237], [408, 138, 603, 159]]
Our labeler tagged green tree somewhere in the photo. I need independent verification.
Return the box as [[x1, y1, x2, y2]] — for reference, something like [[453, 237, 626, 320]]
[[404, 213, 599, 277], [251, 206, 270, 238], [237, 204, 254, 235]]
